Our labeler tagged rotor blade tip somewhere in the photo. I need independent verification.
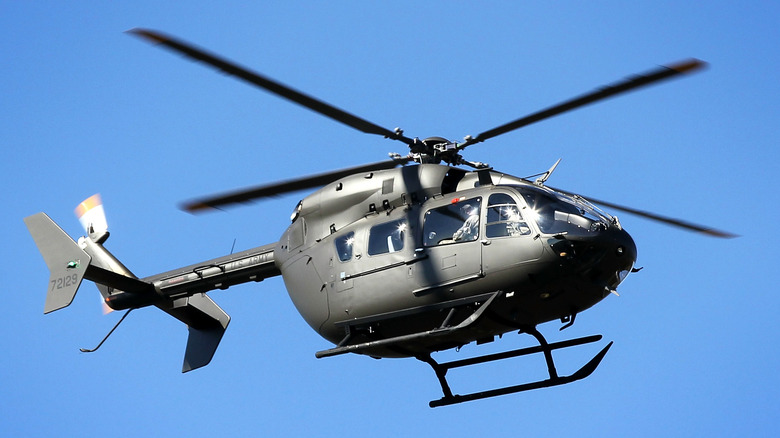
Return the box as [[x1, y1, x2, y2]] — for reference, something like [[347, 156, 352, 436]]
[[668, 58, 707, 74], [126, 28, 167, 44], [703, 229, 739, 239], [180, 202, 214, 214]]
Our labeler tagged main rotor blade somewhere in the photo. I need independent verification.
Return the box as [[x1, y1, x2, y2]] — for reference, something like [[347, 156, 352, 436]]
[[549, 186, 737, 238], [128, 28, 414, 145], [182, 157, 412, 212], [459, 59, 706, 149]]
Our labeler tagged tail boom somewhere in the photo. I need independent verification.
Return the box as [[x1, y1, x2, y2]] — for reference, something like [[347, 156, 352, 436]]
[[25, 208, 279, 372]]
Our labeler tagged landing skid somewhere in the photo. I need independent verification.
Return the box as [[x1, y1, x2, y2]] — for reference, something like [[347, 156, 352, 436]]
[[418, 328, 612, 408]]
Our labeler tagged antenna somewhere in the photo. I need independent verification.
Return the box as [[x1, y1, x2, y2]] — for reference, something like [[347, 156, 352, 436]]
[[79, 308, 134, 353], [535, 159, 562, 185]]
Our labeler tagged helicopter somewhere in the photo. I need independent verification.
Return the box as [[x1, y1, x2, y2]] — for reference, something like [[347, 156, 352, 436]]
[[24, 29, 735, 408]]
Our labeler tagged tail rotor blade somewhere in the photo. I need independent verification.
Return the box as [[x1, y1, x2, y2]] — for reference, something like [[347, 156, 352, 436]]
[[75, 194, 109, 243]]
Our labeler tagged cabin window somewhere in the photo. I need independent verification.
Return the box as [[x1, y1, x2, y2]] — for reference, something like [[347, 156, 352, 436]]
[[486, 193, 531, 238], [423, 197, 482, 246], [335, 231, 355, 262], [368, 220, 407, 255], [287, 218, 305, 251]]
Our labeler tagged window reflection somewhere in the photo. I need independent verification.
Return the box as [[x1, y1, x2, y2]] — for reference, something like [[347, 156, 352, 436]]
[[517, 186, 608, 235], [368, 220, 407, 255], [335, 231, 355, 262], [486, 193, 531, 237], [423, 197, 482, 246]]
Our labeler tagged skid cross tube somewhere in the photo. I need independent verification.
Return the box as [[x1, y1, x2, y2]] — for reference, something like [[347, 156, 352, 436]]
[[418, 329, 612, 408]]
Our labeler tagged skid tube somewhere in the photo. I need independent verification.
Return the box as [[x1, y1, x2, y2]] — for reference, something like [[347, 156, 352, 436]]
[[418, 328, 612, 408]]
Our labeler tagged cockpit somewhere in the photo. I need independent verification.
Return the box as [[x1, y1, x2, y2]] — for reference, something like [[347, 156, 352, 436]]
[[511, 185, 614, 236]]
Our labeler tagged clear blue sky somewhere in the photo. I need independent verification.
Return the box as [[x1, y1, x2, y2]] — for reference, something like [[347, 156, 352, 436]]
[[3, 2, 778, 437]]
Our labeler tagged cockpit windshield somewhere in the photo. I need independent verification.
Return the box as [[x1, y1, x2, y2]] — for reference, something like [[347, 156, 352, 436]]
[[513, 185, 612, 235]]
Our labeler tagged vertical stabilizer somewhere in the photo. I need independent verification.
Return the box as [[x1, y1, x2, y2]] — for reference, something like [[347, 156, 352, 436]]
[[24, 213, 91, 313]]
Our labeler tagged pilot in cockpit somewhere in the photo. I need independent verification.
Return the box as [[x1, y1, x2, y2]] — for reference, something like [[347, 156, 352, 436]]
[[453, 203, 479, 241]]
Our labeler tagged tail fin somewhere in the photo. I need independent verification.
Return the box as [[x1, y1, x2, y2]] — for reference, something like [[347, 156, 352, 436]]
[[25, 193, 153, 314], [24, 213, 91, 314]]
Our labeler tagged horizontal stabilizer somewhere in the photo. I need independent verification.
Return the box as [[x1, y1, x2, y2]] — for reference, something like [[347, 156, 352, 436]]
[[24, 213, 91, 313], [157, 293, 231, 372]]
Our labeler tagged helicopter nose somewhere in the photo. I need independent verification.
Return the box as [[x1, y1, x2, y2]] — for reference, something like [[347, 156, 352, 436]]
[[606, 225, 637, 289]]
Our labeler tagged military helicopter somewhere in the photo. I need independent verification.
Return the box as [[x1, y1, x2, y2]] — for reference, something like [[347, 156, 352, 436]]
[[24, 29, 734, 408]]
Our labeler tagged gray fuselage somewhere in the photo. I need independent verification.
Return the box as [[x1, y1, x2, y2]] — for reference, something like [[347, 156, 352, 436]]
[[275, 164, 636, 358]]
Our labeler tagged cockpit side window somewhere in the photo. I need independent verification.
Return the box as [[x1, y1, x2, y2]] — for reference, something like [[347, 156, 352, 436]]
[[423, 197, 482, 246], [518, 186, 608, 235], [521, 190, 572, 234], [368, 220, 407, 255], [486, 193, 531, 238], [335, 231, 355, 262]]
